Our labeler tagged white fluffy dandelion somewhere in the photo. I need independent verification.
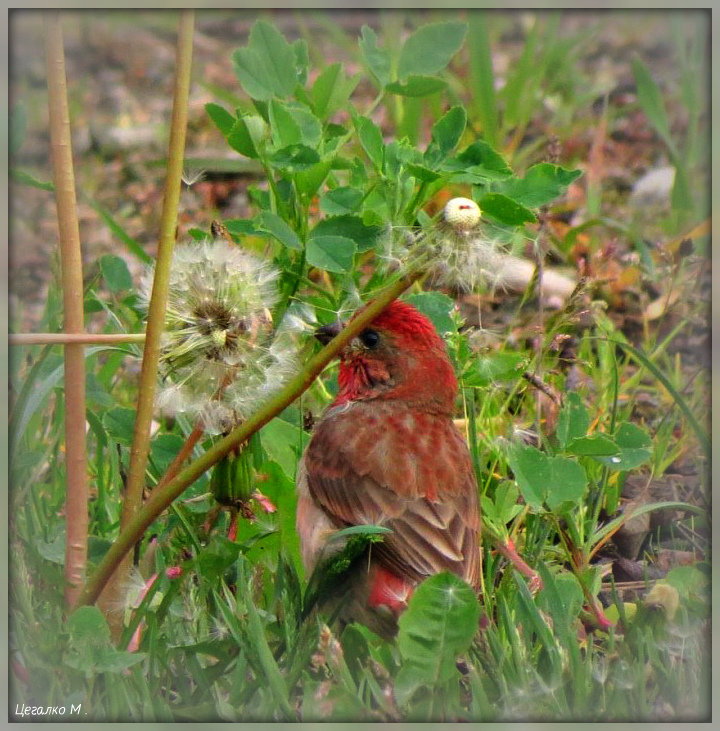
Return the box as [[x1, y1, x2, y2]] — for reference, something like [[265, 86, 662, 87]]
[[142, 238, 298, 434], [378, 197, 511, 295], [425, 197, 508, 294]]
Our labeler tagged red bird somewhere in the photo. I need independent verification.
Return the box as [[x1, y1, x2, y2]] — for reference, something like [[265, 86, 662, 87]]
[[296, 300, 480, 634]]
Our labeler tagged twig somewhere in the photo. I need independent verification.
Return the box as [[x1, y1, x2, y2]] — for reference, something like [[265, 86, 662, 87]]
[[74, 269, 423, 608], [522, 370, 561, 405], [45, 12, 88, 608]]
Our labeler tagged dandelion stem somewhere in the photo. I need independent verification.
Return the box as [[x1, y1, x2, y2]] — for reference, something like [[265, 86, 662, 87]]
[[74, 268, 423, 609], [100, 10, 194, 617], [45, 12, 88, 608]]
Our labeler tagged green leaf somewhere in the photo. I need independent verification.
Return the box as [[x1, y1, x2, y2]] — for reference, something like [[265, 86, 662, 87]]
[[429, 105, 466, 159], [99, 254, 132, 293], [507, 444, 549, 510], [406, 163, 441, 182], [310, 214, 382, 253], [355, 115, 384, 171], [445, 139, 512, 180], [403, 292, 455, 335], [495, 163, 582, 208], [311, 62, 342, 117], [296, 161, 332, 198], [397, 21, 467, 80], [320, 186, 363, 215], [227, 115, 265, 159], [556, 391, 589, 449], [35, 530, 65, 564], [268, 144, 320, 171], [311, 63, 356, 119], [292, 38, 309, 85], [102, 407, 136, 446], [463, 351, 527, 388], [397, 572, 479, 691], [596, 422, 652, 471], [225, 218, 262, 237], [494, 481, 523, 524], [546, 456, 587, 511], [197, 535, 243, 580], [257, 211, 302, 251], [259, 417, 310, 477], [205, 102, 236, 136], [232, 21, 298, 101], [306, 235, 356, 273], [479, 192, 537, 225], [385, 76, 447, 97], [537, 565, 584, 631], [149, 433, 185, 476], [631, 57, 675, 153], [269, 98, 302, 147], [67, 606, 112, 645], [270, 100, 322, 148], [564, 434, 619, 457], [10, 168, 54, 192], [359, 25, 391, 88]]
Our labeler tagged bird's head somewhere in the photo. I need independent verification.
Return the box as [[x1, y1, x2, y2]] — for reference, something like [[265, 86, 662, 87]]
[[315, 300, 458, 412]]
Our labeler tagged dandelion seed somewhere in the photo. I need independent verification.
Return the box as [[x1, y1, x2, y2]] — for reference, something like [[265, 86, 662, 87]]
[[181, 167, 206, 186]]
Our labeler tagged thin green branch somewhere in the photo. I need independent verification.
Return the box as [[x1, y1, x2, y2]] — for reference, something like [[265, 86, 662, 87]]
[[74, 269, 422, 609], [106, 11, 195, 609], [45, 12, 88, 608]]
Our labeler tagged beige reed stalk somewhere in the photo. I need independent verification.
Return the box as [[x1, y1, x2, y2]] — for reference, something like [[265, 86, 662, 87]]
[[100, 10, 195, 620], [45, 13, 88, 607]]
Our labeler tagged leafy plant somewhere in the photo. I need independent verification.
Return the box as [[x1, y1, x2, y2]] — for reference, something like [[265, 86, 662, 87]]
[[9, 11, 709, 724]]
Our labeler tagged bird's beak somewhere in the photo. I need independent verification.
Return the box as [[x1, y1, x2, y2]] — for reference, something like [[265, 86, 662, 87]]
[[314, 321, 343, 345]]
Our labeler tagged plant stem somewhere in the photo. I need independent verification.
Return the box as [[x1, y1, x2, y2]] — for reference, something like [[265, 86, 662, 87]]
[[101, 10, 194, 616], [74, 268, 422, 609], [9, 333, 146, 346], [45, 12, 88, 608]]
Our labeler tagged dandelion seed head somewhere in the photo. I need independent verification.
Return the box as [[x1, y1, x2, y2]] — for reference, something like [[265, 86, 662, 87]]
[[427, 225, 507, 294], [144, 238, 293, 432], [443, 197, 482, 232]]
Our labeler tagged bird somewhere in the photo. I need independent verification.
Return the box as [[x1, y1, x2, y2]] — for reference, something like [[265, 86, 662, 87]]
[[296, 299, 480, 636]]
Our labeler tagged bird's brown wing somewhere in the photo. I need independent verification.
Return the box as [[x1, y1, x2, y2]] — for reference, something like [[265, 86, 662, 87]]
[[303, 401, 480, 589]]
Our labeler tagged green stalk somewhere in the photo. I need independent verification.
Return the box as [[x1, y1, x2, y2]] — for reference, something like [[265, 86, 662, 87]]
[[102, 10, 194, 612], [45, 12, 88, 607], [74, 269, 422, 609]]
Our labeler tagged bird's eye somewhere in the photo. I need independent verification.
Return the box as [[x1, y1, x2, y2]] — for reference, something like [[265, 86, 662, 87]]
[[359, 329, 380, 348]]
